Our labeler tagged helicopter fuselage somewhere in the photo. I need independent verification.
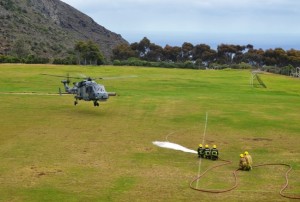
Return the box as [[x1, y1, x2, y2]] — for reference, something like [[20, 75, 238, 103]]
[[41, 73, 118, 107], [61, 79, 109, 106], [76, 80, 109, 102]]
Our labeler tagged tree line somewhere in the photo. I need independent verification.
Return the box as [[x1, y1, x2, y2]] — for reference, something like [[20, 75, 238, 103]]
[[1, 36, 300, 76], [0, 40, 105, 65], [112, 37, 300, 75]]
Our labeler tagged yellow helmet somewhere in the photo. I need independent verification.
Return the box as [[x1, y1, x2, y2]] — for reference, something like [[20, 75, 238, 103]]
[[244, 151, 249, 155], [240, 154, 244, 158], [213, 145, 217, 149], [205, 144, 209, 148], [199, 144, 202, 147]]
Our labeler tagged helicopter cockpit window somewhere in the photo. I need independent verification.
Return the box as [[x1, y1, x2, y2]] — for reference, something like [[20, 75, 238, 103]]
[[93, 84, 105, 92]]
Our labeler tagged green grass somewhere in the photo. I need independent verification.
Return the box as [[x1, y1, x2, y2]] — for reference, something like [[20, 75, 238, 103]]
[[0, 64, 299, 201]]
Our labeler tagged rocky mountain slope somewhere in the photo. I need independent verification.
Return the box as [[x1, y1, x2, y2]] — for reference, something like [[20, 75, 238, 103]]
[[0, 0, 128, 60]]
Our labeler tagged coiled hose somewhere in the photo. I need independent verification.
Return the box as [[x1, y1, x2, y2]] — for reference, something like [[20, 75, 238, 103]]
[[189, 158, 300, 199]]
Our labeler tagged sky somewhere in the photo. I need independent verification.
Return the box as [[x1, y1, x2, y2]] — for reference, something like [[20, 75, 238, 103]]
[[60, 0, 300, 50]]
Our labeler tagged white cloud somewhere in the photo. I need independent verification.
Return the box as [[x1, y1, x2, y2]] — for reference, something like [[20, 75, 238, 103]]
[[60, 0, 300, 48]]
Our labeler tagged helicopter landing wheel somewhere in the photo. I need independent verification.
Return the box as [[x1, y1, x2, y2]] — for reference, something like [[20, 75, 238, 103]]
[[74, 101, 78, 106], [93, 101, 99, 107]]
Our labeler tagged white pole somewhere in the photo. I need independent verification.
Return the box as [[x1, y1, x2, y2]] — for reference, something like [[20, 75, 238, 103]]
[[196, 112, 208, 189]]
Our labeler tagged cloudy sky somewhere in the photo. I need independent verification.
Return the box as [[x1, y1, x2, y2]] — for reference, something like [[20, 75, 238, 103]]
[[60, 0, 300, 49]]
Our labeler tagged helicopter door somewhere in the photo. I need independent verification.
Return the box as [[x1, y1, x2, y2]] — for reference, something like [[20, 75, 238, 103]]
[[86, 86, 93, 97]]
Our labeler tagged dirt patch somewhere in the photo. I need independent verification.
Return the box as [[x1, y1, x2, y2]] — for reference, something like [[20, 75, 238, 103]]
[[244, 137, 273, 142], [252, 138, 273, 141], [29, 165, 63, 178]]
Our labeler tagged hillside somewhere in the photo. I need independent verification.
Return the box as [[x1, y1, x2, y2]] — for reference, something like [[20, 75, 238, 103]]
[[0, 0, 128, 60]]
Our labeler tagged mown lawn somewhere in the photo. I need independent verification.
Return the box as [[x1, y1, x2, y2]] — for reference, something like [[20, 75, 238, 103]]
[[0, 64, 299, 201]]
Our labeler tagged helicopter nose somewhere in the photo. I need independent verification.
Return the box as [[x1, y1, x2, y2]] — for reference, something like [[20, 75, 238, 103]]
[[97, 92, 109, 100]]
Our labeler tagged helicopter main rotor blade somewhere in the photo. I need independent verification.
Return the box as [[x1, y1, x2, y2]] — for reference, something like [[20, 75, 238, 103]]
[[83, 75, 137, 80], [41, 73, 67, 78], [0, 92, 70, 96], [40, 73, 82, 79], [100, 75, 138, 80], [41, 74, 137, 80]]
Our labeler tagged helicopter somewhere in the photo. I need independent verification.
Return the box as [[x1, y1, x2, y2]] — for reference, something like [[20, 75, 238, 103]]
[[41, 74, 117, 107]]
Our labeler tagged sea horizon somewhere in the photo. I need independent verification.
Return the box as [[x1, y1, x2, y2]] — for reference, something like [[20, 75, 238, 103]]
[[123, 32, 300, 51]]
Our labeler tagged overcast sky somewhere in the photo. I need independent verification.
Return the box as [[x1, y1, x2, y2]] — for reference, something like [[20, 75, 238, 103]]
[[60, 0, 300, 49]]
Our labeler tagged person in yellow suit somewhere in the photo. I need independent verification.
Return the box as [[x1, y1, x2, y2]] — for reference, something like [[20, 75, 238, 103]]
[[239, 154, 247, 170], [244, 151, 252, 170]]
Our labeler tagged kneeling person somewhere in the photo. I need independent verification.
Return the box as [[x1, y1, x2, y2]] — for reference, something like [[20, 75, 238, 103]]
[[239, 154, 248, 171], [244, 151, 252, 171]]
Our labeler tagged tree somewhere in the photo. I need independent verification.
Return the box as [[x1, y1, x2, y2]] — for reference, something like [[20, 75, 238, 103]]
[[217, 44, 243, 65], [129, 37, 166, 61], [181, 42, 194, 61], [163, 45, 181, 62], [86, 41, 105, 65], [146, 43, 163, 61], [243, 48, 264, 67], [130, 42, 139, 56], [287, 49, 300, 67], [74, 40, 104, 65], [74, 41, 88, 64], [112, 43, 135, 60], [193, 44, 217, 67], [263, 48, 287, 66], [137, 37, 151, 58], [202, 49, 217, 67], [232, 45, 246, 64], [246, 44, 254, 50]]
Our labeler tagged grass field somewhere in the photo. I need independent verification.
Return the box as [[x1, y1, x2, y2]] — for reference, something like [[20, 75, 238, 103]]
[[0, 64, 299, 201]]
